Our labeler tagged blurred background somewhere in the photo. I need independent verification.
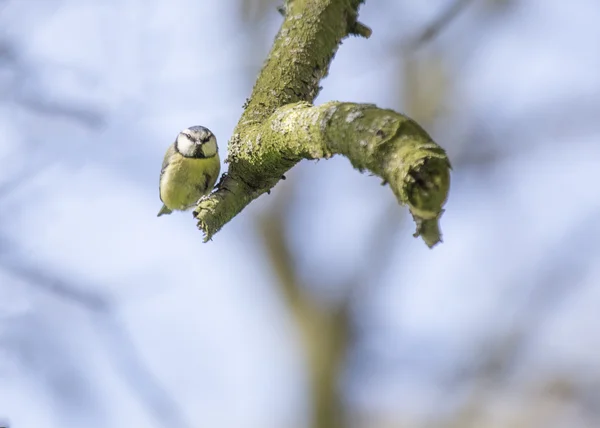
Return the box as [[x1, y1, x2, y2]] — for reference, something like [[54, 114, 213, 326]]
[[1, 0, 599, 427]]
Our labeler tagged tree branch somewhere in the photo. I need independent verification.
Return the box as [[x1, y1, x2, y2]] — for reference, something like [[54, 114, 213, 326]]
[[198, 101, 450, 246], [194, 0, 451, 247]]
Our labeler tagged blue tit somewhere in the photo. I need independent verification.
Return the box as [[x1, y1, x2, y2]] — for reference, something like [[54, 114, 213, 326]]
[[157, 126, 221, 217]]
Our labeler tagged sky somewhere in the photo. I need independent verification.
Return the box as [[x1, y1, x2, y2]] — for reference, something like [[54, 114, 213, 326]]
[[0, 0, 599, 427]]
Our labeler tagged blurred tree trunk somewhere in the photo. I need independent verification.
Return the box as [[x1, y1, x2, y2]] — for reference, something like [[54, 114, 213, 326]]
[[258, 188, 350, 428]]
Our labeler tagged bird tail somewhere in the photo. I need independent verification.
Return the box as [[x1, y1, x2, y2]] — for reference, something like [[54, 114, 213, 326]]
[[157, 205, 173, 217]]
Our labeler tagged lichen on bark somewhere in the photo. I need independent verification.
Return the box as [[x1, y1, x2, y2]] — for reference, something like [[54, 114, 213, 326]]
[[193, 0, 451, 247]]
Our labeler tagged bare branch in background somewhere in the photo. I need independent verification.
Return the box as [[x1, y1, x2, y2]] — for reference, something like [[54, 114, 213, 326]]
[[432, 208, 600, 427], [0, 163, 50, 204], [0, 255, 110, 312], [405, 0, 476, 52], [95, 316, 193, 428], [0, 40, 18, 63], [341, 200, 407, 315], [0, 37, 104, 129], [0, 253, 191, 428], [16, 95, 105, 129], [257, 184, 349, 428], [257, 174, 410, 428]]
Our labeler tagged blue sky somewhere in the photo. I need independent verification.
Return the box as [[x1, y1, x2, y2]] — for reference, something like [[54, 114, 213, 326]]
[[1, 0, 599, 427]]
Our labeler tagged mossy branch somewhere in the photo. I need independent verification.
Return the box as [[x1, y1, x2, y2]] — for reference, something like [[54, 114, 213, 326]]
[[193, 0, 451, 247], [196, 101, 450, 246]]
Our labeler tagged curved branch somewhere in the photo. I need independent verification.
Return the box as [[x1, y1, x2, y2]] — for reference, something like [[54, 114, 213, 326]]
[[193, 0, 451, 247], [196, 102, 450, 247]]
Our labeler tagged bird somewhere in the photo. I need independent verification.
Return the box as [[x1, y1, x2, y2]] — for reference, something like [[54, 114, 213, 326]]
[[157, 126, 221, 217]]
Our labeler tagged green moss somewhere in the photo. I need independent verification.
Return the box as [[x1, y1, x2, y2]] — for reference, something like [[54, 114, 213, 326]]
[[196, 0, 450, 247]]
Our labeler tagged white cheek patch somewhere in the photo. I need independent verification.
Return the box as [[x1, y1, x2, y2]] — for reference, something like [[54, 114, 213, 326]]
[[202, 138, 218, 157], [176, 132, 195, 156]]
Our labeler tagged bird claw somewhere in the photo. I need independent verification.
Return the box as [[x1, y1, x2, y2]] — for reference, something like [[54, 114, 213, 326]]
[[196, 194, 210, 204]]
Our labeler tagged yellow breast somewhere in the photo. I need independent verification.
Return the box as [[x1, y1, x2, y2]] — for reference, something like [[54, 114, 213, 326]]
[[160, 153, 220, 211]]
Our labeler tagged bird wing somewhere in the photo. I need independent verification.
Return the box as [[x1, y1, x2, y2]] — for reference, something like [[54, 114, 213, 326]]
[[200, 153, 221, 195], [159, 143, 176, 202], [208, 156, 221, 190]]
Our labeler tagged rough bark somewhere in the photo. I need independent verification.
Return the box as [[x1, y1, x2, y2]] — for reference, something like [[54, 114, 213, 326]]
[[194, 0, 451, 247]]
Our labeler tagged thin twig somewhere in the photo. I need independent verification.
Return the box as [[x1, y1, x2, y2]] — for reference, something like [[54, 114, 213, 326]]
[[405, 0, 476, 52], [0, 255, 110, 312], [0, 253, 191, 428], [95, 316, 192, 428], [0, 37, 104, 129], [17, 96, 105, 129], [436, 208, 600, 426]]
